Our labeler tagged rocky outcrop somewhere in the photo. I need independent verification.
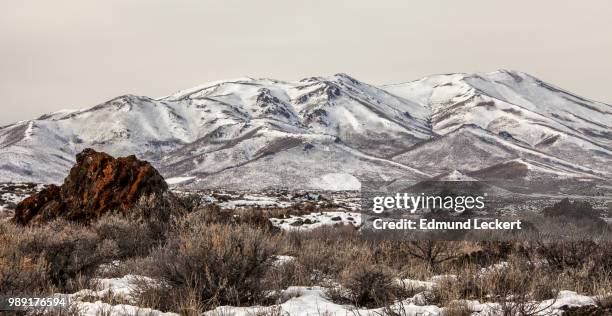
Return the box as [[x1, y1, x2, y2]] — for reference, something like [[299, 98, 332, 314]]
[[14, 148, 168, 225]]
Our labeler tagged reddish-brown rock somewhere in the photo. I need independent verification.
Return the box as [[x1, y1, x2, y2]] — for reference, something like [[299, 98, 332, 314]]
[[14, 148, 168, 225]]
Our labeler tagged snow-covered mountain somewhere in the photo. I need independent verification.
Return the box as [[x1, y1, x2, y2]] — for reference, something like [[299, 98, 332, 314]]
[[384, 70, 612, 175], [0, 70, 610, 190]]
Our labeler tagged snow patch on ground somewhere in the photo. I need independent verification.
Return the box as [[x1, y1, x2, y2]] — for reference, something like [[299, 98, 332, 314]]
[[23, 121, 34, 140], [67, 275, 178, 316], [540, 290, 597, 313], [439, 170, 477, 181], [206, 287, 597, 316], [219, 195, 293, 209], [205, 286, 441, 316], [270, 211, 361, 231], [76, 302, 178, 316], [272, 255, 296, 267], [468, 290, 597, 315], [1, 192, 22, 204], [71, 275, 155, 300]]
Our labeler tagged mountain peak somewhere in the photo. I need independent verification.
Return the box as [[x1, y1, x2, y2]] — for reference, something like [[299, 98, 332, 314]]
[[469, 69, 532, 83], [331, 73, 361, 84]]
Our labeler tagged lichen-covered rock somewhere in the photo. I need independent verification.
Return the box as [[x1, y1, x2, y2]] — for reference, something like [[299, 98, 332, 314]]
[[14, 148, 168, 225]]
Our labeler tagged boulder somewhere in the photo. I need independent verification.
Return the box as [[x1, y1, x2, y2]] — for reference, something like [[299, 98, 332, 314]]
[[14, 148, 168, 225]]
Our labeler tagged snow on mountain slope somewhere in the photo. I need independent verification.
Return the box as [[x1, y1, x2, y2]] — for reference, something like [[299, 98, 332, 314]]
[[0, 75, 433, 187], [392, 124, 608, 179], [383, 70, 611, 144], [383, 70, 612, 176], [0, 71, 610, 188], [467, 158, 596, 181], [161, 74, 433, 156], [432, 170, 478, 182], [0, 95, 221, 184], [180, 138, 428, 191]]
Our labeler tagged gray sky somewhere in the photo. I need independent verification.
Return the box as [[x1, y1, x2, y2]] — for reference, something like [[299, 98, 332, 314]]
[[1, 0, 612, 125]]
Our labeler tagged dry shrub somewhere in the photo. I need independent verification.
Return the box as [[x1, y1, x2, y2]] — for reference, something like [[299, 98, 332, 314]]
[[286, 225, 366, 283], [528, 241, 612, 294], [428, 254, 561, 311], [262, 258, 310, 292], [0, 229, 52, 295], [0, 191, 196, 295], [596, 294, 612, 309], [543, 198, 601, 222], [129, 193, 192, 237], [400, 240, 463, 271], [93, 213, 161, 259], [0, 220, 117, 292], [216, 206, 316, 231], [535, 241, 600, 269], [171, 192, 205, 213], [325, 262, 402, 308], [372, 241, 435, 281], [142, 218, 279, 312], [479, 259, 559, 315], [429, 270, 481, 306]]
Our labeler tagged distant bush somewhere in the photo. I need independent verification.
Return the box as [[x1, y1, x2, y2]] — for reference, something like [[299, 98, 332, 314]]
[[543, 198, 601, 221], [535, 241, 600, 269]]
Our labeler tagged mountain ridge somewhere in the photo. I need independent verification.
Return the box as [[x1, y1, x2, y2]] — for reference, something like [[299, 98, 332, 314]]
[[1, 70, 610, 190]]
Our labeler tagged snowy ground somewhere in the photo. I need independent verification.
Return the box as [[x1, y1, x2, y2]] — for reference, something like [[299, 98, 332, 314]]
[[0, 183, 46, 220], [219, 195, 294, 209], [54, 272, 599, 316], [206, 286, 597, 316], [61, 272, 595, 316], [269, 211, 361, 231], [26, 245, 610, 316], [65, 275, 178, 316], [0, 183, 45, 204], [19, 251, 600, 316], [175, 189, 361, 211]]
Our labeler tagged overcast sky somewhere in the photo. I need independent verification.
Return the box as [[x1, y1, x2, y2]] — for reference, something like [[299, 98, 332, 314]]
[[1, 0, 611, 125]]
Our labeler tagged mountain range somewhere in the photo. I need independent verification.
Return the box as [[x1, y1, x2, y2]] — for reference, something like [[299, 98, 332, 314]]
[[1, 70, 610, 190]]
